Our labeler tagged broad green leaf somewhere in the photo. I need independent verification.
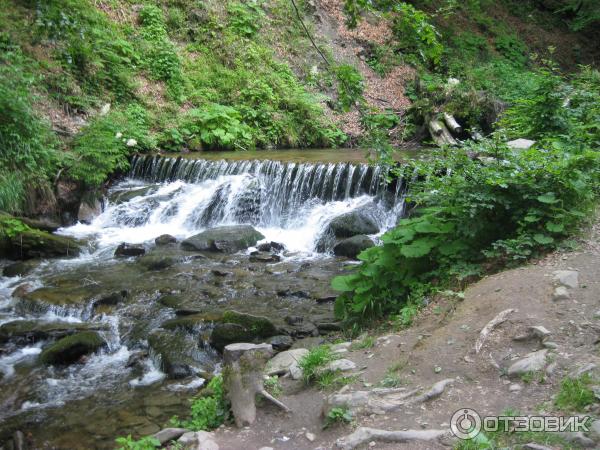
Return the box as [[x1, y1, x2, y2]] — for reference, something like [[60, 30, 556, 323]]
[[533, 233, 554, 245], [537, 192, 559, 204], [400, 238, 435, 258], [414, 220, 454, 234], [331, 275, 355, 292], [545, 222, 564, 232]]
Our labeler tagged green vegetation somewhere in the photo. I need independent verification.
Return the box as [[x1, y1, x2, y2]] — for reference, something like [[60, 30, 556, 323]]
[[264, 375, 282, 398], [170, 375, 229, 431], [298, 344, 356, 390], [324, 406, 354, 428], [555, 373, 596, 411], [0, 0, 345, 211], [334, 0, 600, 327], [115, 435, 160, 450]]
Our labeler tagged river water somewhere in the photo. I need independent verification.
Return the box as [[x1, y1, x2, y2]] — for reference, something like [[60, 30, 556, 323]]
[[0, 151, 408, 448]]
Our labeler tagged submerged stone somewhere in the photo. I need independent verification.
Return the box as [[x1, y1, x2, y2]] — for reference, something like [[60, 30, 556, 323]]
[[181, 226, 264, 253], [148, 329, 202, 379], [40, 331, 106, 365], [2, 259, 40, 277]]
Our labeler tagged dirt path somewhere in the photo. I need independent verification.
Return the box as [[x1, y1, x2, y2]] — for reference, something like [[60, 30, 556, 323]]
[[207, 220, 600, 450]]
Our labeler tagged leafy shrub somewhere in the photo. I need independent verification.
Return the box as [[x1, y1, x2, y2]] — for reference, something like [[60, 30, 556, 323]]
[[228, 1, 264, 37], [392, 3, 444, 67], [67, 105, 155, 186], [494, 34, 528, 67], [299, 345, 335, 384], [115, 435, 160, 450], [172, 375, 230, 431], [324, 407, 353, 428], [335, 64, 364, 111], [333, 68, 600, 325]]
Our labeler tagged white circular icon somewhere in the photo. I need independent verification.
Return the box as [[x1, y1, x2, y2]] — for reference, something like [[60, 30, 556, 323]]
[[450, 408, 482, 440]]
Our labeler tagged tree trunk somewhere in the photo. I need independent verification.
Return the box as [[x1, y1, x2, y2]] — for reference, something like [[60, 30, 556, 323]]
[[223, 343, 291, 427]]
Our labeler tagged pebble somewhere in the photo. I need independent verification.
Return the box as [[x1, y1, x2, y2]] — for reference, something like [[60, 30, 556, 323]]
[[305, 432, 316, 442], [509, 383, 522, 392], [552, 286, 570, 301]]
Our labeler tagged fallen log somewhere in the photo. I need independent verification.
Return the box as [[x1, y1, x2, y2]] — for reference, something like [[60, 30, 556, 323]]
[[429, 119, 458, 146], [443, 112, 463, 134], [223, 343, 291, 427]]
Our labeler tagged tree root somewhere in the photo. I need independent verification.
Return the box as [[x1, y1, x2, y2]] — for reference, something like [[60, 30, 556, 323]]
[[336, 427, 450, 450]]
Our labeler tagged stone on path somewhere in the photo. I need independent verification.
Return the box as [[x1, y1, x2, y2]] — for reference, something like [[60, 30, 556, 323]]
[[553, 270, 579, 289], [507, 350, 549, 377]]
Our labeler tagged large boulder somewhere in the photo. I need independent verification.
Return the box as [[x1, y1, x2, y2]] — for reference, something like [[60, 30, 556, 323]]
[[0, 320, 108, 345], [39, 331, 106, 365], [155, 234, 177, 246], [327, 210, 379, 238], [0, 227, 83, 260], [333, 235, 375, 259], [181, 226, 264, 253], [209, 311, 278, 352]]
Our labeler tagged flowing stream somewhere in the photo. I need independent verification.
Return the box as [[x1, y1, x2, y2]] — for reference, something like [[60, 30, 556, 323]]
[[0, 153, 406, 448]]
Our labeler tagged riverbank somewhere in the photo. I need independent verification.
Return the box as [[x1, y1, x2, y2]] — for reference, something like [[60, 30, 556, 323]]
[[165, 217, 600, 449]]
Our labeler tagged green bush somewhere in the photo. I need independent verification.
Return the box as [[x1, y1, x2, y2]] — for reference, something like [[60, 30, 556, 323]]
[[392, 3, 444, 67], [335, 64, 364, 111], [115, 435, 160, 450], [333, 68, 600, 325], [67, 105, 155, 187], [228, 1, 264, 37], [172, 375, 230, 431]]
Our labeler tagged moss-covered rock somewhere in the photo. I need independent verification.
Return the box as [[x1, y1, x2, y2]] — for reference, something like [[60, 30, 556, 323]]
[[0, 320, 108, 344], [160, 312, 222, 331], [137, 255, 176, 271], [0, 229, 83, 260], [181, 225, 264, 253], [158, 294, 184, 308], [222, 310, 277, 337], [39, 331, 106, 365], [209, 310, 278, 352]]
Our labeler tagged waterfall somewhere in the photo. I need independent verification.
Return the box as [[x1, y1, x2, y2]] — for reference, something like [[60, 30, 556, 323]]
[[62, 155, 406, 254]]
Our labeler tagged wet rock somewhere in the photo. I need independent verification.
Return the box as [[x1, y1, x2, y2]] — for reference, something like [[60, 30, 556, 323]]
[[0, 320, 108, 344], [114, 243, 145, 257], [18, 217, 61, 233], [285, 315, 304, 325], [11, 283, 33, 298], [333, 235, 375, 259], [249, 252, 281, 263], [155, 234, 177, 246], [317, 322, 342, 333], [0, 228, 83, 260], [222, 310, 277, 337], [153, 428, 190, 445], [553, 270, 579, 289], [267, 335, 293, 351], [507, 350, 549, 377], [327, 210, 379, 238], [257, 241, 285, 253], [138, 255, 176, 271], [23, 284, 102, 307], [109, 185, 158, 204], [265, 348, 309, 376], [181, 225, 264, 253], [159, 294, 183, 308], [78, 198, 103, 224], [148, 329, 199, 379], [40, 331, 106, 365], [160, 313, 221, 331], [210, 323, 253, 352], [93, 291, 127, 309], [2, 259, 40, 277]]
